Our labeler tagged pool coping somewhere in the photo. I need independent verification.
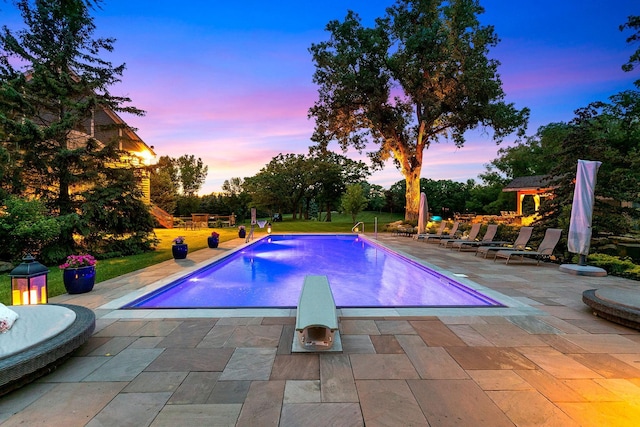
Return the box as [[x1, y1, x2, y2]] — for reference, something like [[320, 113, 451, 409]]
[[96, 234, 544, 319]]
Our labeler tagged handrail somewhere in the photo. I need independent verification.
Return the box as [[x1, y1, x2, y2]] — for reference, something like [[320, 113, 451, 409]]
[[352, 222, 364, 233]]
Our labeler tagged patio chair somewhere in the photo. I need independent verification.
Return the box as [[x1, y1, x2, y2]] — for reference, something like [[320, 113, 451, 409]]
[[450, 224, 498, 251], [494, 228, 563, 265], [439, 222, 481, 248], [475, 226, 533, 259], [424, 221, 460, 243], [414, 221, 446, 240]]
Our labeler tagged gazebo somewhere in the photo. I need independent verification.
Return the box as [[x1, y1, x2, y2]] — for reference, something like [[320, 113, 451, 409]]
[[502, 175, 555, 216]]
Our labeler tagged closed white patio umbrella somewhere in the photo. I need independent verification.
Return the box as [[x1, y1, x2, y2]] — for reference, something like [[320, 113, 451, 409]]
[[568, 160, 601, 262], [417, 192, 428, 235], [560, 159, 607, 276]]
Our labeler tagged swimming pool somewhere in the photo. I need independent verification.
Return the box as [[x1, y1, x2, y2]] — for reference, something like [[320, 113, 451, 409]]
[[124, 234, 503, 309]]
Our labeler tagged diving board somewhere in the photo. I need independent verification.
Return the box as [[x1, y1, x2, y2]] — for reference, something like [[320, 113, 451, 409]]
[[293, 275, 342, 352]]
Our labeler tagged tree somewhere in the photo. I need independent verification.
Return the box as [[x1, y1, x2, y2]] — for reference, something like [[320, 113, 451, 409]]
[[483, 123, 568, 180], [362, 182, 387, 212], [421, 178, 471, 218], [243, 153, 310, 218], [176, 154, 208, 196], [150, 155, 178, 214], [0, 0, 144, 214], [222, 177, 244, 196], [307, 152, 370, 221], [466, 178, 512, 215], [0, 0, 154, 258], [309, 0, 528, 221], [341, 183, 368, 223], [620, 15, 640, 85], [538, 91, 640, 237], [221, 177, 251, 221], [150, 154, 207, 216], [80, 166, 155, 257]]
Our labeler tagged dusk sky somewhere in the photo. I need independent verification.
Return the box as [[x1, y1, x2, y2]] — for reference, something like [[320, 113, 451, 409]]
[[3, 0, 639, 194]]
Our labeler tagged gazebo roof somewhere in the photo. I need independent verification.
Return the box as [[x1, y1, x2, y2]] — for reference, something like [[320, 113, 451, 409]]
[[503, 175, 554, 192]]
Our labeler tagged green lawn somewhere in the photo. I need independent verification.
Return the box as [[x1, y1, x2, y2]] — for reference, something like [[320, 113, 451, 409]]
[[0, 211, 402, 305]]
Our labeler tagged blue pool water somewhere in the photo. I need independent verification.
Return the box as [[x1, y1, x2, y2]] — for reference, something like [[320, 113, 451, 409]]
[[125, 234, 502, 309]]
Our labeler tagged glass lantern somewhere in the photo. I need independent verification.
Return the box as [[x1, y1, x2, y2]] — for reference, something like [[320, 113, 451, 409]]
[[9, 254, 49, 305]]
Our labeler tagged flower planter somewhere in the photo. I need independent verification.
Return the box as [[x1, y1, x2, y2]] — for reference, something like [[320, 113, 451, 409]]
[[172, 243, 188, 259], [238, 229, 246, 238], [62, 266, 96, 294], [207, 236, 219, 248]]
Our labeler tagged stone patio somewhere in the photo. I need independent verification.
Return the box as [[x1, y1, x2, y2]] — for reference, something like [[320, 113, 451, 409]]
[[2, 233, 640, 426]]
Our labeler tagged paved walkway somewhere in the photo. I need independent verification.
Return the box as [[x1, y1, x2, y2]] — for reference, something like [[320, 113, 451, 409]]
[[2, 234, 640, 426]]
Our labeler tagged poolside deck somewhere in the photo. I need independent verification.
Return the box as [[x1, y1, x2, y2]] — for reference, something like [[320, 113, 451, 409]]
[[2, 233, 640, 426]]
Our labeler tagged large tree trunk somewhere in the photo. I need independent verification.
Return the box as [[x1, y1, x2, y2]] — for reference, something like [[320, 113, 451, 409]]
[[404, 167, 421, 221]]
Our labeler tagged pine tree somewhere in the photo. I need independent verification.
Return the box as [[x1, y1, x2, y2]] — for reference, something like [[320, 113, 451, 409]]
[[0, 0, 154, 258]]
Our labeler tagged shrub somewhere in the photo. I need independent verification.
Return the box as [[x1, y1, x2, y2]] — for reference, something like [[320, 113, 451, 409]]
[[0, 196, 69, 264], [589, 253, 640, 280]]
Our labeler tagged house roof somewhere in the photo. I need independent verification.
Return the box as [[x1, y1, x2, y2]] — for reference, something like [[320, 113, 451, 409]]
[[101, 108, 155, 156], [24, 70, 155, 157], [502, 175, 554, 192]]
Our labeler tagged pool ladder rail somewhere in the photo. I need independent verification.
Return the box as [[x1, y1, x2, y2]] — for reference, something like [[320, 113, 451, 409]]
[[352, 222, 364, 233]]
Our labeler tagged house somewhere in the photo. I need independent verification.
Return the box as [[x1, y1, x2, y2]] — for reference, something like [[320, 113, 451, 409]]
[[20, 71, 157, 205], [77, 107, 156, 204], [72, 106, 175, 227]]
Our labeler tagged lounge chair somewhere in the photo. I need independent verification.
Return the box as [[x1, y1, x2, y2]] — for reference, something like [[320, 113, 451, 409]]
[[414, 221, 446, 240], [439, 223, 481, 248], [450, 224, 498, 251], [475, 226, 533, 259], [424, 221, 460, 243], [494, 228, 563, 265]]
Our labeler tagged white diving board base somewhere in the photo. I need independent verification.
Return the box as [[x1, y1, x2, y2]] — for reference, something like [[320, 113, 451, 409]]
[[293, 275, 342, 353]]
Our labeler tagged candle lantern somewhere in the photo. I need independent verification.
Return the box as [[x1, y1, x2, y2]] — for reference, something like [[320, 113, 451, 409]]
[[267, 222, 272, 234], [9, 254, 49, 305]]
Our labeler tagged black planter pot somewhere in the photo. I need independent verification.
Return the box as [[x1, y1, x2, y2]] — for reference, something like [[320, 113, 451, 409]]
[[238, 229, 246, 238], [207, 236, 219, 248], [172, 243, 188, 259], [62, 265, 96, 294]]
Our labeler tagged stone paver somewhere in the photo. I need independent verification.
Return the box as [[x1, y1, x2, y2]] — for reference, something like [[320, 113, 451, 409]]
[[357, 379, 428, 426], [487, 389, 580, 427], [85, 391, 172, 427], [1, 383, 125, 427], [319, 354, 359, 403], [270, 354, 319, 380], [397, 335, 469, 379], [283, 380, 321, 403], [350, 353, 420, 380], [83, 348, 164, 382], [207, 380, 252, 404], [2, 234, 640, 426], [219, 348, 277, 380], [280, 403, 363, 427], [145, 347, 234, 372], [235, 380, 284, 427], [150, 403, 242, 427], [167, 372, 219, 404], [409, 379, 515, 427]]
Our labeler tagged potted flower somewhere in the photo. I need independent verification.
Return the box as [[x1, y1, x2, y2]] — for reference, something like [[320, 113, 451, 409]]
[[172, 236, 188, 259], [208, 231, 220, 248], [59, 254, 97, 294], [238, 225, 246, 239]]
